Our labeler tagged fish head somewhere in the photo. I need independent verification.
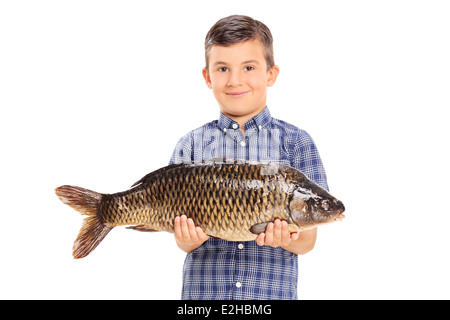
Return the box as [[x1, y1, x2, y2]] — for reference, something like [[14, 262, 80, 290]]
[[289, 181, 345, 230]]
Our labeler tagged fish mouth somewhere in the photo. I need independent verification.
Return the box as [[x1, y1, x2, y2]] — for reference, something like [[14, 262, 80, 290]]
[[312, 207, 345, 225], [332, 201, 345, 222], [333, 199, 345, 214]]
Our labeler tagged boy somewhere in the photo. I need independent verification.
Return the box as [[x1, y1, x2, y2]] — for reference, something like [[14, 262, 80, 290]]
[[170, 15, 332, 300]]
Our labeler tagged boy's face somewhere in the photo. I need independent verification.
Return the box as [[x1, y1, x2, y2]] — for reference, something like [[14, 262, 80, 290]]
[[203, 40, 279, 122]]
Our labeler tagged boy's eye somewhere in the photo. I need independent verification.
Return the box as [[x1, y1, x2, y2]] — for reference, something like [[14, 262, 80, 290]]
[[218, 67, 229, 72], [244, 66, 255, 71]]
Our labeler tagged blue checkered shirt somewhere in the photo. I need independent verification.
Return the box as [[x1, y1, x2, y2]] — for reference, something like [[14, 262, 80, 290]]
[[169, 107, 328, 300]]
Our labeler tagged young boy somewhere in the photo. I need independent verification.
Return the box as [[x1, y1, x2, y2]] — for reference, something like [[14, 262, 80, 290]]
[[170, 15, 330, 300]]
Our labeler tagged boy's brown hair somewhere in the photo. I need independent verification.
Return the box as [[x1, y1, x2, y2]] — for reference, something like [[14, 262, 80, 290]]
[[204, 15, 274, 71]]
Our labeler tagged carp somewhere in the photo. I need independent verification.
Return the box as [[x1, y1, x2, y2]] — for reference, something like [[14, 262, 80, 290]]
[[55, 160, 345, 259]]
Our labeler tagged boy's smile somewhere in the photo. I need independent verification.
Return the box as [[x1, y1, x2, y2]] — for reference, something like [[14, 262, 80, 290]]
[[203, 40, 279, 130], [226, 90, 250, 98]]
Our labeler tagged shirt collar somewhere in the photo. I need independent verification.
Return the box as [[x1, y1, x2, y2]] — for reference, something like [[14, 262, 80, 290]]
[[217, 106, 272, 132]]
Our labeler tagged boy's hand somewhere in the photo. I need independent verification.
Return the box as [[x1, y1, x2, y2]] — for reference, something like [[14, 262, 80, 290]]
[[255, 219, 299, 248], [174, 215, 210, 253]]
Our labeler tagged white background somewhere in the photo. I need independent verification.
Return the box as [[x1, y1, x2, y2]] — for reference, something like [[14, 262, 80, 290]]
[[1, 0, 449, 299]]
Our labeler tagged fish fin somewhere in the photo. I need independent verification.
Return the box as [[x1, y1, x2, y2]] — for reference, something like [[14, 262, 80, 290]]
[[130, 163, 185, 188], [288, 224, 301, 233], [249, 221, 273, 235], [55, 185, 102, 216], [55, 185, 112, 259], [126, 225, 159, 232], [130, 173, 152, 188], [73, 215, 112, 259]]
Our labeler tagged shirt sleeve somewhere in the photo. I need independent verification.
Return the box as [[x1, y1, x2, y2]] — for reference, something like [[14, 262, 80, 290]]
[[291, 130, 329, 191], [169, 132, 194, 165]]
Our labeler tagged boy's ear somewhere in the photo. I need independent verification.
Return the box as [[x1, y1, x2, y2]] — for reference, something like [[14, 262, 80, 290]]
[[267, 65, 280, 87], [202, 68, 212, 89]]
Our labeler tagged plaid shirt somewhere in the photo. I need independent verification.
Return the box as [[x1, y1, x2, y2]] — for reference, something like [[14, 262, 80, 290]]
[[169, 107, 328, 300]]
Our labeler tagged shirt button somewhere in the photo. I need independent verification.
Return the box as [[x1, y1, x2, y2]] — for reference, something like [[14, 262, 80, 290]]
[[232, 123, 238, 129], [240, 141, 246, 147], [238, 243, 244, 249], [258, 125, 262, 130], [223, 128, 227, 132], [236, 282, 242, 288]]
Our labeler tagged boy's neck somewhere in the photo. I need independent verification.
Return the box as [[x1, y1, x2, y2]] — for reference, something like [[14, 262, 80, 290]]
[[221, 105, 266, 134]]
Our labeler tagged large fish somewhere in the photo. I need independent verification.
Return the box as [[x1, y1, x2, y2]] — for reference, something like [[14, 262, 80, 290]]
[[56, 160, 345, 259]]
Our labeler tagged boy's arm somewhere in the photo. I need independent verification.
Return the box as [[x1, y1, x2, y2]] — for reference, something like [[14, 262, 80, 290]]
[[282, 228, 317, 255]]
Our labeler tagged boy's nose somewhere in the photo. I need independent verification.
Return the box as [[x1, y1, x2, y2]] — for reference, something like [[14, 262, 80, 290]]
[[227, 71, 242, 87]]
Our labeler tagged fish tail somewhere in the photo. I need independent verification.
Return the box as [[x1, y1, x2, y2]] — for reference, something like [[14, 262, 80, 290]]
[[55, 185, 112, 259]]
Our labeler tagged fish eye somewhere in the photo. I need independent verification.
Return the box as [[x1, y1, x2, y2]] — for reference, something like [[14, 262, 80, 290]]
[[321, 200, 330, 210]]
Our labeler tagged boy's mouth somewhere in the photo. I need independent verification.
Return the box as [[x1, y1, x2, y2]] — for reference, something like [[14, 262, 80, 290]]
[[226, 91, 250, 98]]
